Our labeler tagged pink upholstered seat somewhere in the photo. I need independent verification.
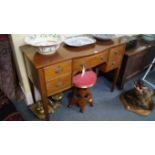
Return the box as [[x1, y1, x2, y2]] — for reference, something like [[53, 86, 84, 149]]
[[73, 70, 97, 88]]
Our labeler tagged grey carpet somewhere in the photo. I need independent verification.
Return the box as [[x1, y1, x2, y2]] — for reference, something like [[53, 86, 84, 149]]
[[14, 72, 155, 121]]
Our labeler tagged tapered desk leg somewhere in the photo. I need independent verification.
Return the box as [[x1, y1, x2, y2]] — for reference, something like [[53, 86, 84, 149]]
[[112, 68, 120, 92], [29, 79, 36, 103], [38, 69, 50, 121]]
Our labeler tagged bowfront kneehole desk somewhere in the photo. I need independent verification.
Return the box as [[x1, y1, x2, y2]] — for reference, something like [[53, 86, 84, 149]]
[[21, 39, 126, 120]]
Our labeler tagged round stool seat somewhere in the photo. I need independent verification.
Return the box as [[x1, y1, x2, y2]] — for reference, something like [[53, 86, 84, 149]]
[[73, 70, 97, 88]]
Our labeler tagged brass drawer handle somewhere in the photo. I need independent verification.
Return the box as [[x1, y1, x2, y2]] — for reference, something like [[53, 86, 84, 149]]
[[100, 56, 106, 62], [55, 66, 63, 74], [80, 63, 86, 68], [112, 61, 116, 66], [56, 81, 64, 87], [114, 51, 119, 55]]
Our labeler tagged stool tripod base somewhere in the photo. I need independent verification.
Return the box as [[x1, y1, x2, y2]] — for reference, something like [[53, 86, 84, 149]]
[[68, 87, 94, 113]]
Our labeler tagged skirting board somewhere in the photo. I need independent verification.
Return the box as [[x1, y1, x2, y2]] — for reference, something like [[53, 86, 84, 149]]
[[20, 83, 33, 105], [20, 83, 41, 106], [24, 91, 34, 106]]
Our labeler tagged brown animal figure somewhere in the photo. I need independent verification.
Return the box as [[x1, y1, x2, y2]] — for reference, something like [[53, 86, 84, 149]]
[[124, 80, 154, 110]]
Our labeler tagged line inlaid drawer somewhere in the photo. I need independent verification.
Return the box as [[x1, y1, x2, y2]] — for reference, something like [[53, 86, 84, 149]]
[[73, 50, 108, 74], [104, 45, 125, 72], [90, 50, 108, 67], [46, 74, 71, 96], [105, 60, 120, 71], [73, 56, 92, 74], [44, 60, 72, 82], [110, 45, 124, 61]]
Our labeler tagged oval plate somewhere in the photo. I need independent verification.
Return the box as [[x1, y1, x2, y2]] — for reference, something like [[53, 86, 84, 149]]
[[64, 36, 96, 47]]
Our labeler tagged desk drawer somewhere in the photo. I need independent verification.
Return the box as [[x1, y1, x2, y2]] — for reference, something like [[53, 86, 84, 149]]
[[104, 45, 125, 72], [73, 50, 108, 74], [46, 74, 71, 96], [44, 60, 72, 82], [73, 57, 92, 74], [109, 45, 124, 61], [105, 60, 120, 71], [91, 50, 108, 67]]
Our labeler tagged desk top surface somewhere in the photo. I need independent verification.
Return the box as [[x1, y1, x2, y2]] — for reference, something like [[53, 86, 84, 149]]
[[21, 38, 126, 69]]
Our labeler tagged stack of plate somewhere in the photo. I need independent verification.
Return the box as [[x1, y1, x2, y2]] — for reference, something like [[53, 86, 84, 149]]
[[93, 34, 115, 41], [142, 34, 155, 42]]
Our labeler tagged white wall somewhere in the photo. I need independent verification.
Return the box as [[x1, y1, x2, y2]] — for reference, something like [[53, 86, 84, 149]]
[[11, 34, 33, 105]]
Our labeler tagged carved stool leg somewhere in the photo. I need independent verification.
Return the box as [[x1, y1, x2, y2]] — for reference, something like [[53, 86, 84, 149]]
[[78, 99, 86, 113], [87, 88, 94, 107], [68, 88, 77, 108], [69, 87, 94, 112], [88, 95, 94, 107], [77, 88, 87, 112]]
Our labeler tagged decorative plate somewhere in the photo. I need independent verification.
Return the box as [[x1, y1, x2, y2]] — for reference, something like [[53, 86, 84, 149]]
[[64, 36, 96, 47], [93, 34, 115, 41]]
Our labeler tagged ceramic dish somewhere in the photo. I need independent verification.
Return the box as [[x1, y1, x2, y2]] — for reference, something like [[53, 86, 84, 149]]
[[25, 34, 64, 55], [93, 34, 115, 41], [64, 36, 96, 47], [142, 34, 155, 42]]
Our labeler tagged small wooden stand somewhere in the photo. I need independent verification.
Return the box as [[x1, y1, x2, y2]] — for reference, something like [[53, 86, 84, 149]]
[[69, 88, 94, 113], [120, 93, 152, 116]]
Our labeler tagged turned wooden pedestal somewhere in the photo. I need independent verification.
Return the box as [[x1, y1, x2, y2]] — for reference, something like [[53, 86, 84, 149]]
[[68, 88, 94, 113]]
